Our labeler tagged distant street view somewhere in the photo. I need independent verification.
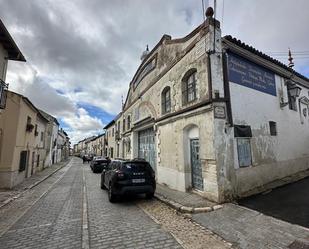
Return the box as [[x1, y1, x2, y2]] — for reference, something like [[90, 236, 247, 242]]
[[0, 1, 309, 248]]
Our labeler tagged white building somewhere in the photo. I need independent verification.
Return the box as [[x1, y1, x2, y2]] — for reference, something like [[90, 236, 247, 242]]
[[39, 110, 60, 166]]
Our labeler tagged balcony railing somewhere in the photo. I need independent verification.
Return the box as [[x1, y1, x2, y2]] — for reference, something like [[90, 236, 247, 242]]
[[0, 79, 9, 109]]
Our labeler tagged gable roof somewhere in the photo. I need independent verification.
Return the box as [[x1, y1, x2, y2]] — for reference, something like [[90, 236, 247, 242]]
[[39, 109, 60, 125], [0, 19, 26, 62]]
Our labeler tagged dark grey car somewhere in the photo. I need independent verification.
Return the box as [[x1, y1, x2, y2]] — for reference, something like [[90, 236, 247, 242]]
[[101, 159, 156, 202], [90, 157, 110, 173]]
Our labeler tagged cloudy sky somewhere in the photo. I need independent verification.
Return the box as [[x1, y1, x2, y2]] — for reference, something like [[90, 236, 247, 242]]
[[0, 0, 308, 144]]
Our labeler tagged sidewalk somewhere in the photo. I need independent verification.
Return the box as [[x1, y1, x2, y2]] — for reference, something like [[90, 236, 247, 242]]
[[0, 158, 71, 208], [155, 184, 222, 213]]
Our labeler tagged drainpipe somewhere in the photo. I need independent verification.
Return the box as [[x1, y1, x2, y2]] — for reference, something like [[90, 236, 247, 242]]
[[222, 51, 233, 126]]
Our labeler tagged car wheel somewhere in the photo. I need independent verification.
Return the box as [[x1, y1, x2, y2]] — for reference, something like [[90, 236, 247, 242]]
[[108, 182, 116, 202], [100, 179, 106, 189], [145, 192, 154, 199]]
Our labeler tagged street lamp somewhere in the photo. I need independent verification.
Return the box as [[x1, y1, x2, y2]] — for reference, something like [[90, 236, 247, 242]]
[[280, 80, 302, 108], [287, 81, 301, 98]]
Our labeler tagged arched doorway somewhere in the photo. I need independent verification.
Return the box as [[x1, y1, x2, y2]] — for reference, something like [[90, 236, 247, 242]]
[[184, 125, 203, 191]]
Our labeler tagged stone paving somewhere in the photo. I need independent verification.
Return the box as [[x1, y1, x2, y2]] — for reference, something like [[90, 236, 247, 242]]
[[192, 203, 309, 249], [84, 162, 183, 249], [0, 159, 73, 237], [138, 199, 233, 249], [0, 159, 81, 249], [0, 159, 69, 206], [156, 184, 216, 209]]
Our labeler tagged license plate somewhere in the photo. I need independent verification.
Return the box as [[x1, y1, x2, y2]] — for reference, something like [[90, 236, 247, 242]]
[[132, 178, 145, 183]]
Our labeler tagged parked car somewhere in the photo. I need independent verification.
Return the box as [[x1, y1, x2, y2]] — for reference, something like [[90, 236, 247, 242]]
[[101, 159, 156, 202], [90, 157, 110, 173]]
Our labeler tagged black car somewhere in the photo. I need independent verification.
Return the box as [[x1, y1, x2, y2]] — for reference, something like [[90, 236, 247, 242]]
[[90, 157, 110, 173], [101, 159, 156, 202]]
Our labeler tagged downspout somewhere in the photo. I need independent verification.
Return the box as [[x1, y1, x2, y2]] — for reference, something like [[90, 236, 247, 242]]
[[222, 51, 233, 126], [207, 52, 213, 102]]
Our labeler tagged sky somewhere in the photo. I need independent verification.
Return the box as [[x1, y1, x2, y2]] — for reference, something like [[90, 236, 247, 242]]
[[0, 0, 308, 144]]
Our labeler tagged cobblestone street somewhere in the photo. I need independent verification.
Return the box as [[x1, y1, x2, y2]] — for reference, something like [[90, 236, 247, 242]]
[[0, 157, 231, 249]]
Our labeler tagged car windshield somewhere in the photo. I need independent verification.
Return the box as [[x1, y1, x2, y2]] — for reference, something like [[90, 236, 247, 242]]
[[95, 160, 108, 164]]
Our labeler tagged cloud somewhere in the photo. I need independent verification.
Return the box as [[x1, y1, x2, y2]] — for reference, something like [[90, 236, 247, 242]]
[[1, 0, 308, 145]]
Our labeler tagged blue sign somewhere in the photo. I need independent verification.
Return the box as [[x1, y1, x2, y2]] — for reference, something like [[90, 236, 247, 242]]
[[227, 52, 276, 96]]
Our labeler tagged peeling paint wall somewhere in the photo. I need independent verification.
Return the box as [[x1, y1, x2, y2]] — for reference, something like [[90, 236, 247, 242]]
[[215, 56, 309, 200]]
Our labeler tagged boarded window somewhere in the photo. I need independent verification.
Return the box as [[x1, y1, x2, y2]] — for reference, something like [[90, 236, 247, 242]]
[[269, 121, 277, 136], [237, 138, 252, 167], [19, 151, 28, 172], [234, 125, 252, 137]]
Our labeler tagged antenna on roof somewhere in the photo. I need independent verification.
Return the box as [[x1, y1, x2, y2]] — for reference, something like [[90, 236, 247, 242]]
[[288, 48, 294, 68], [121, 95, 124, 109]]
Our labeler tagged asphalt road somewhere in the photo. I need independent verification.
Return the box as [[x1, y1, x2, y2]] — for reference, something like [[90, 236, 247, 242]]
[[238, 176, 309, 228], [0, 158, 182, 249]]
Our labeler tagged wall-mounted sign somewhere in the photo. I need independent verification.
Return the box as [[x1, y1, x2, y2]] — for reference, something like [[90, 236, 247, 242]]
[[214, 106, 226, 119], [228, 52, 276, 96]]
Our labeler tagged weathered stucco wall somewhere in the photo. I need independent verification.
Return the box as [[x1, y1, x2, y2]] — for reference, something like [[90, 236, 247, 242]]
[[216, 62, 309, 200]]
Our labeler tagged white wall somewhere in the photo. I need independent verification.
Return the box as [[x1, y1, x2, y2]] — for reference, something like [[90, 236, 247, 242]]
[[220, 67, 309, 198]]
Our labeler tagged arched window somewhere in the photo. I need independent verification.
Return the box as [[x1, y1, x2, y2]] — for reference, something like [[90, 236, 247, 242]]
[[161, 86, 171, 114], [182, 69, 197, 105], [127, 115, 131, 130]]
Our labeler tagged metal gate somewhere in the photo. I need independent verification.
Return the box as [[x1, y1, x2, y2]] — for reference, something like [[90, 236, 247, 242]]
[[138, 128, 156, 171], [190, 139, 203, 191]]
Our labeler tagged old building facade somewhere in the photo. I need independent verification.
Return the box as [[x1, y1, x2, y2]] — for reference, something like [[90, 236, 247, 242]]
[[105, 11, 309, 202]]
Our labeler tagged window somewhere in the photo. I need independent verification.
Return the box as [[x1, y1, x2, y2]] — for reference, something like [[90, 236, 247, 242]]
[[117, 121, 120, 131], [269, 121, 277, 136], [19, 151, 28, 172], [127, 116, 131, 130], [161, 86, 171, 114], [41, 132, 44, 142], [112, 128, 114, 137], [237, 138, 252, 167], [134, 57, 156, 88], [27, 116, 31, 124], [182, 69, 197, 105], [123, 118, 126, 131]]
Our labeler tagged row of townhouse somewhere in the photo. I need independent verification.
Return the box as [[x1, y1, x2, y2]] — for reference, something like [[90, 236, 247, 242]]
[[0, 19, 70, 189], [74, 134, 105, 157], [102, 8, 309, 203]]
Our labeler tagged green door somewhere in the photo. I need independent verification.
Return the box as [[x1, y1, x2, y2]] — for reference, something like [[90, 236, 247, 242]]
[[138, 128, 156, 171], [190, 139, 203, 191]]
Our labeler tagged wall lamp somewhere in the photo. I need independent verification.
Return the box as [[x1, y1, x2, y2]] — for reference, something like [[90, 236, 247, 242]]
[[280, 80, 302, 108]]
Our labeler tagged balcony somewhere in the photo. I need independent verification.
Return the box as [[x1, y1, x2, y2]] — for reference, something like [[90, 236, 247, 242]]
[[0, 79, 9, 109]]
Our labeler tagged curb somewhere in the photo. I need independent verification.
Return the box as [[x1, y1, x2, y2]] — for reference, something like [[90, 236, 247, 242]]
[[0, 159, 70, 209], [154, 193, 223, 214]]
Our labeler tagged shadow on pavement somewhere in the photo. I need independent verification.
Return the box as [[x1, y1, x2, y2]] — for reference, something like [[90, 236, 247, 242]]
[[238, 177, 309, 228]]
